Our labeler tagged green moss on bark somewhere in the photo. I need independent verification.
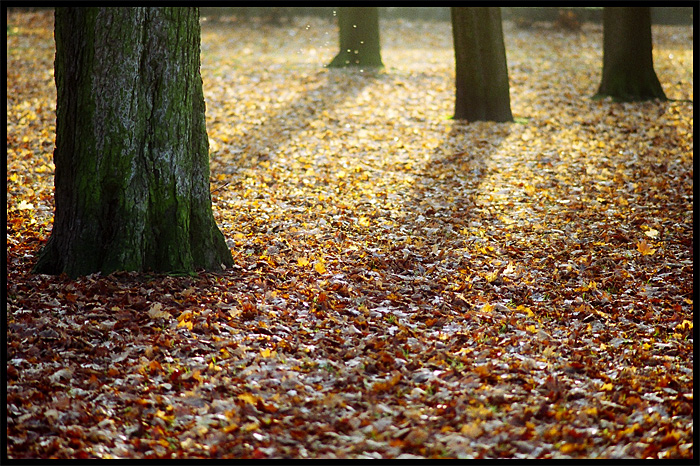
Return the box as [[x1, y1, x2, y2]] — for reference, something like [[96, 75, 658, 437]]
[[34, 7, 233, 278]]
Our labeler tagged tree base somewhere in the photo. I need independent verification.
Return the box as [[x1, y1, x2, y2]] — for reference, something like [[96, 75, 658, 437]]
[[592, 92, 668, 103], [327, 52, 384, 69], [593, 69, 668, 102]]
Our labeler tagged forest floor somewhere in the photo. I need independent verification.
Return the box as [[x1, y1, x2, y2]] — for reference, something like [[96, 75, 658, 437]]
[[6, 10, 694, 460]]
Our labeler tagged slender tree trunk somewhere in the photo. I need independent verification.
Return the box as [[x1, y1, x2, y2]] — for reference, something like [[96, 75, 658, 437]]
[[594, 7, 667, 101], [451, 7, 513, 122], [328, 7, 383, 68], [33, 7, 233, 278]]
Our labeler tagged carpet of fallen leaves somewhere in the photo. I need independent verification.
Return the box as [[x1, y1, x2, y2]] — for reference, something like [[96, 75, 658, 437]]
[[6, 10, 694, 460]]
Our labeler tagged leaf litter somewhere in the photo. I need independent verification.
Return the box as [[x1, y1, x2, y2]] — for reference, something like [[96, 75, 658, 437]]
[[6, 11, 694, 459]]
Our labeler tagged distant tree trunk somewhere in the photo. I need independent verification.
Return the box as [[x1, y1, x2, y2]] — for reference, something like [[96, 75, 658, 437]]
[[451, 7, 513, 122], [328, 7, 383, 68], [33, 7, 233, 278], [594, 7, 667, 101]]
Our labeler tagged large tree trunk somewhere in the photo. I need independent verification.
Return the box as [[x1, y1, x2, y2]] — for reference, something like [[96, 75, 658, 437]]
[[328, 7, 383, 68], [451, 7, 513, 122], [33, 7, 233, 278], [594, 7, 667, 102]]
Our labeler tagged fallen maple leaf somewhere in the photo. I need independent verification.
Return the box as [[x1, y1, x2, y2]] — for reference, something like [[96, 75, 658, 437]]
[[314, 260, 327, 274], [636, 239, 656, 255]]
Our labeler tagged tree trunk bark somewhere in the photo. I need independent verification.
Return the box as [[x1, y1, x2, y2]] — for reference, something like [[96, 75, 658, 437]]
[[328, 7, 383, 68], [594, 7, 667, 101], [33, 7, 233, 278], [451, 7, 513, 122]]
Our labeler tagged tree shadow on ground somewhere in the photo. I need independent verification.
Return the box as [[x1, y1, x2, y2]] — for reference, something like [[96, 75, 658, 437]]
[[351, 121, 514, 314], [406, 121, 513, 232], [209, 68, 381, 173]]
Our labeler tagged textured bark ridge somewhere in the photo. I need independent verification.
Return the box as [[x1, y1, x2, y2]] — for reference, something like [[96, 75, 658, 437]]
[[595, 7, 667, 102], [451, 7, 513, 122], [34, 8, 233, 277]]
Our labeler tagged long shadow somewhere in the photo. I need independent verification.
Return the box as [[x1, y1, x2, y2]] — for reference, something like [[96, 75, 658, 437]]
[[408, 122, 512, 230], [396, 122, 513, 274], [209, 67, 381, 172], [350, 121, 513, 317]]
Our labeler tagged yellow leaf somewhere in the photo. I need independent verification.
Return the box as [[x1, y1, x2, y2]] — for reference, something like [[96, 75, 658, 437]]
[[238, 393, 258, 405], [358, 216, 370, 227], [223, 423, 238, 433], [560, 443, 578, 454], [636, 239, 656, 255], [479, 303, 494, 313], [600, 383, 614, 391], [644, 228, 659, 238], [260, 348, 276, 358], [241, 421, 259, 432], [460, 421, 483, 438], [314, 261, 327, 274], [676, 320, 692, 331], [177, 320, 193, 330], [297, 257, 310, 267], [526, 325, 537, 333], [155, 410, 174, 422]]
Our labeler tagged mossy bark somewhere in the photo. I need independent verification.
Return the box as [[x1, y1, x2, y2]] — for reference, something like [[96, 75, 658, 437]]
[[328, 7, 383, 68], [594, 7, 667, 102], [451, 7, 513, 122], [33, 7, 233, 278]]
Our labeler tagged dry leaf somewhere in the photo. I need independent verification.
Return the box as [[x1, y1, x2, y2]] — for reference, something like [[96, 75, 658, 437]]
[[314, 261, 327, 274], [636, 239, 656, 255]]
